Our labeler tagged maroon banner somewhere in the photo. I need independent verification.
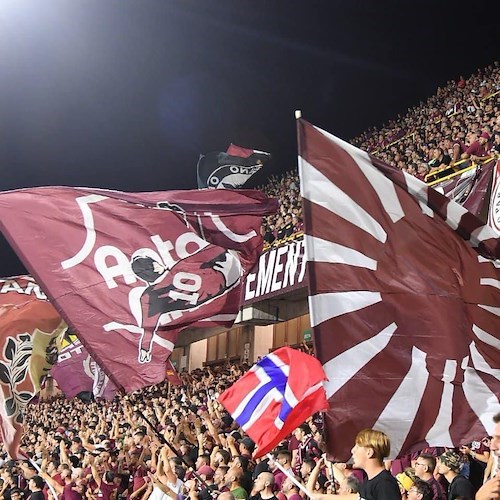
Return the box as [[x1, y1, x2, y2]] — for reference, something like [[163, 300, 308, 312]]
[[0, 187, 277, 394], [462, 159, 496, 218], [243, 237, 307, 304], [51, 335, 117, 400], [487, 160, 500, 236], [0, 276, 66, 458], [298, 119, 499, 460]]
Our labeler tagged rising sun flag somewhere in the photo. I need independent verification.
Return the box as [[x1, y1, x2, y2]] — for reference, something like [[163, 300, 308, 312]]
[[297, 118, 499, 460]]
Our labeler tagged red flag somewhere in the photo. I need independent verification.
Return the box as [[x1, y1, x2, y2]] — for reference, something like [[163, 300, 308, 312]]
[[218, 347, 328, 458], [297, 119, 499, 460], [165, 358, 182, 386], [0, 187, 277, 394], [0, 276, 66, 458]]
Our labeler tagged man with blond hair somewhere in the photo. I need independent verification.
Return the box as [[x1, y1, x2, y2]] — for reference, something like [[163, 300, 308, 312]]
[[312, 428, 400, 499]]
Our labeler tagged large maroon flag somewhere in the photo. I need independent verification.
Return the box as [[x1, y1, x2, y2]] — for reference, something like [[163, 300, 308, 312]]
[[297, 119, 499, 460], [0, 187, 277, 393], [0, 276, 66, 458]]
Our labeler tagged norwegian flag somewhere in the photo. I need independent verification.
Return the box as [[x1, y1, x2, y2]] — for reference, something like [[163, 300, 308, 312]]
[[0, 187, 277, 394], [218, 347, 328, 458], [0, 276, 66, 458], [297, 119, 500, 460]]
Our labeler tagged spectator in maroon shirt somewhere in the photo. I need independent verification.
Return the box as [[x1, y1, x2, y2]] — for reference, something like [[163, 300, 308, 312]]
[[461, 131, 491, 160]]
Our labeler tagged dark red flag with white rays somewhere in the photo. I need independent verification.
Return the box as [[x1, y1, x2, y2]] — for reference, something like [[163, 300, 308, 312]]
[[0, 187, 277, 394], [297, 119, 500, 460]]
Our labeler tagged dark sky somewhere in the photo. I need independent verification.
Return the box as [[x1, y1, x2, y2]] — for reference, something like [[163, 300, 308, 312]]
[[0, 0, 498, 276]]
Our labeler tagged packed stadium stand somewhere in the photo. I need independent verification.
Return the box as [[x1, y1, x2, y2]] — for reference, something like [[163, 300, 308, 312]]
[[25, 62, 499, 500]]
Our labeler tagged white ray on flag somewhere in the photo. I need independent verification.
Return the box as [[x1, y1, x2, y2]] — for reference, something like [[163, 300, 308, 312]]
[[425, 359, 457, 447], [469, 342, 500, 380], [461, 355, 499, 433], [418, 201, 435, 218], [353, 154, 405, 223], [299, 158, 387, 243], [480, 278, 500, 290], [373, 346, 429, 458], [446, 201, 469, 231], [470, 224, 499, 249], [323, 322, 397, 398], [304, 235, 377, 270], [309, 291, 382, 328], [478, 256, 500, 268], [313, 128, 406, 224], [478, 304, 500, 317], [472, 324, 500, 349]]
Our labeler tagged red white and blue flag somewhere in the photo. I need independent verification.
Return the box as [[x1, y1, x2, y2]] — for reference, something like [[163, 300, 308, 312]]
[[218, 346, 328, 458]]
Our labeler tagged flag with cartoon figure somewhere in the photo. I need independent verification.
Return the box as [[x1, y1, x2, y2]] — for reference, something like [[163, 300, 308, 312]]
[[0, 187, 277, 393], [0, 276, 66, 458]]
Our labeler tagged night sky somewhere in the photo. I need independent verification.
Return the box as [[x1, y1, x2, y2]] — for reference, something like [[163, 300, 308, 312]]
[[0, 0, 498, 276]]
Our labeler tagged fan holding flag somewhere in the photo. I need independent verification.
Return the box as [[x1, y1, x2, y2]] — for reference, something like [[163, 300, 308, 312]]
[[218, 346, 328, 460]]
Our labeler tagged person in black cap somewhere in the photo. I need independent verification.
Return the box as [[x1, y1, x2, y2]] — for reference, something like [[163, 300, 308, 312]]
[[239, 437, 256, 459]]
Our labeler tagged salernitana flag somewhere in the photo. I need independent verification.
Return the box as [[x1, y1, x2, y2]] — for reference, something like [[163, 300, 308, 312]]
[[0, 276, 66, 458], [51, 334, 117, 400], [0, 187, 277, 394], [197, 144, 270, 189], [297, 119, 499, 460]]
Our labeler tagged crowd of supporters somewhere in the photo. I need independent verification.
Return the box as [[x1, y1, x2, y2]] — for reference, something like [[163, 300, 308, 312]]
[[351, 62, 499, 180], [0, 359, 493, 500], [1, 63, 499, 500], [259, 62, 499, 250]]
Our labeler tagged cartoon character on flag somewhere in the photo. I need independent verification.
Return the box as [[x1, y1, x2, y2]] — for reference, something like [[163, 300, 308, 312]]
[[218, 347, 328, 458], [105, 244, 242, 363]]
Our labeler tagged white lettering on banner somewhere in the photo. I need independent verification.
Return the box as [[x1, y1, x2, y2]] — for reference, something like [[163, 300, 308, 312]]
[[94, 246, 138, 289], [61, 194, 245, 364], [61, 196, 214, 290], [245, 239, 307, 301], [57, 343, 84, 362], [0, 279, 47, 299]]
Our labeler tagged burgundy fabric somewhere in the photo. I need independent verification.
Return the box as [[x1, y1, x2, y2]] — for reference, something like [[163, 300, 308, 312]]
[[0, 187, 277, 393], [297, 119, 499, 461]]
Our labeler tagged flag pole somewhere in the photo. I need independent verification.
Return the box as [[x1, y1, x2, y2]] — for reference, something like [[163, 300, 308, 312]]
[[135, 409, 215, 496], [267, 453, 314, 498], [30, 458, 58, 499]]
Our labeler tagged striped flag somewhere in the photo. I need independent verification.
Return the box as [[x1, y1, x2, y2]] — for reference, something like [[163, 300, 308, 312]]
[[297, 119, 500, 460], [218, 347, 328, 458]]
